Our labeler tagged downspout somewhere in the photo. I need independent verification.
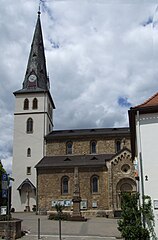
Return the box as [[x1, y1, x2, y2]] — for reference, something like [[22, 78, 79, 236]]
[[36, 168, 39, 214], [136, 110, 145, 228]]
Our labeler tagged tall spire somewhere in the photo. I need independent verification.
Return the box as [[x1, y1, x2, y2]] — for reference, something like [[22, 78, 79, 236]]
[[23, 11, 50, 91]]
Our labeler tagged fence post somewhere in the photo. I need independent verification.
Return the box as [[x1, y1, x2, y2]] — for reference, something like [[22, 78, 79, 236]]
[[38, 218, 40, 239], [59, 214, 61, 240]]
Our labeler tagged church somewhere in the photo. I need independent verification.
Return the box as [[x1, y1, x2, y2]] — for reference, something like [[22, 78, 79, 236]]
[[12, 11, 136, 217]]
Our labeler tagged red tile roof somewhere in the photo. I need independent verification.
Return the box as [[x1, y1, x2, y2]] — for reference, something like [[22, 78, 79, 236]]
[[134, 92, 158, 108]]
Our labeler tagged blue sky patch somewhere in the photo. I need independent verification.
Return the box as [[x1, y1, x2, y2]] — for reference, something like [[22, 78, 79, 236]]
[[118, 97, 131, 108], [141, 16, 153, 27]]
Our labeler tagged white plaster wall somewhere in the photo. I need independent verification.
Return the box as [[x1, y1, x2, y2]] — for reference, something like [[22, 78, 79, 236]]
[[12, 92, 53, 211], [136, 112, 158, 237]]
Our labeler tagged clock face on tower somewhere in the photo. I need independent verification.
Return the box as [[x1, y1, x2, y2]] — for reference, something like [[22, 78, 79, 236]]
[[28, 74, 37, 82]]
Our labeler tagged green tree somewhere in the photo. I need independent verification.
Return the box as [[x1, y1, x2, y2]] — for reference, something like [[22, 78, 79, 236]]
[[118, 193, 156, 240], [0, 160, 7, 206]]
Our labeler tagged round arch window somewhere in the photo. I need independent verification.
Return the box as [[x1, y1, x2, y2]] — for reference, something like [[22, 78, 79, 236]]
[[121, 164, 130, 174]]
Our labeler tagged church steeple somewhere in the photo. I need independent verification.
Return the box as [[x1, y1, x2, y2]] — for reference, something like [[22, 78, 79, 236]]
[[12, 9, 55, 212], [23, 11, 50, 91]]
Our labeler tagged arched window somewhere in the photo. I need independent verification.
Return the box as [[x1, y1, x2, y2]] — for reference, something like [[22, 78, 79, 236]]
[[24, 98, 29, 110], [91, 175, 99, 193], [66, 142, 73, 154], [32, 98, 38, 109], [61, 176, 69, 194], [90, 141, 97, 154], [116, 140, 121, 152], [26, 118, 33, 133], [27, 148, 31, 157]]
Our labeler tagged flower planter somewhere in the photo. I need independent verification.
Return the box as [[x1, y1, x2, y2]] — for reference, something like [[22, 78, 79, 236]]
[[0, 218, 22, 239]]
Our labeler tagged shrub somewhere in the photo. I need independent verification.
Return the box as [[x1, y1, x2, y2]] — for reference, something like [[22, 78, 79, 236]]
[[48, 212, 70, 221]]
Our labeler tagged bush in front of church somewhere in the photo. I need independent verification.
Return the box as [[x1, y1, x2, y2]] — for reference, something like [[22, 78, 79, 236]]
[[48, 212, 71, 221]]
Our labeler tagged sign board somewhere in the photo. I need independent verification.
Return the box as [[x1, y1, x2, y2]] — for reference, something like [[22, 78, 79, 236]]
[[92, 201, 97, 208], [2, 173, 8, 196], [1, 206, 7, 215], [153, 200, 158, 209], [80, 200, 87, 210], [2, 181, 8, 190], [52, 199, 72, 207], [2, 189, 7, 198], [2, 174, 8, 181]]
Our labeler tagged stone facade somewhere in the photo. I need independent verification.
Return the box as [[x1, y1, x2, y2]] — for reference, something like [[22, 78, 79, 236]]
[[36, 128, 136, 217], [108, 149, 136, 211], [46, 136, 131, 156]]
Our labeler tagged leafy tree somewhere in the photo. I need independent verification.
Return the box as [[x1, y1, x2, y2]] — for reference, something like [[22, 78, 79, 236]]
[[142, 195, 157, 240], [118, 192, 157, 240], [0, 160, 7, 207], [55, 203, 64, 214]]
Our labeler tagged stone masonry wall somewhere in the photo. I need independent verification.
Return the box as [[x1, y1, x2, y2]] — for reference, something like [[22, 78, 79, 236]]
[[46, 137, 131, 156], [110, 150, 136, 210], [38, 135, 132, 215], [37, 166, 109, 212]]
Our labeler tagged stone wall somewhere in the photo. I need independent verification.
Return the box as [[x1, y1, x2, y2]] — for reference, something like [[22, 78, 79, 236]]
[[37, 166, 109, 212], [110, 150, 136, 210], [46, 137, 131, 156], [0, 219, 22, 239], [37, 135, 134, 216]]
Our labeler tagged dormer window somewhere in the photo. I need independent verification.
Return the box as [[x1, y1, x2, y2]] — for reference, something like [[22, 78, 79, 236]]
[[66, 142, 73, 154], [32, 98, 38, 109], [90, 141, 97, 154], [24, 99, 29, 110]]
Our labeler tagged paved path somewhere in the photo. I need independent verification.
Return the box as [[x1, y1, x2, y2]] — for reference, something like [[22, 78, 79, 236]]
[[12, 212, 123, 240]]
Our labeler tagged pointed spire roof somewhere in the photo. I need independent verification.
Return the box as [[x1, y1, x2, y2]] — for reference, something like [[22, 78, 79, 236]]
[[22, 11, 50, 91], [14, 11, 55, 109]]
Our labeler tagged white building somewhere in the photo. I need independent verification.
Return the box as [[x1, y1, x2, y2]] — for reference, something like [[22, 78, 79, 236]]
[[129, 92, 158, 237], [12, 11, 55, 212]]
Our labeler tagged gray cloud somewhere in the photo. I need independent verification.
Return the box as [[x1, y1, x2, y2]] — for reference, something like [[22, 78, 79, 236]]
[[1, 1, 158, 173]]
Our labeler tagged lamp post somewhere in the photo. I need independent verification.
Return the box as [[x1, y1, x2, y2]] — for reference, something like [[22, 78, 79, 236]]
[[5, 174, 14, 240], [55, 203, 63, 240]]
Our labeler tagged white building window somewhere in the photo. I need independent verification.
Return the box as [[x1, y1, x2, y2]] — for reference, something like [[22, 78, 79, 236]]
[[27, 167, 31, 175], [27, 148, 31, 157], [24, 98, 29, 110], [32, 98, 38, 109], [26, 118, 33, 133]]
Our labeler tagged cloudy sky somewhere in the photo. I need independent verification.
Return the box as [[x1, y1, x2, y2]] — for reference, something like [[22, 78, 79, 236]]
[[1, 0, 158, 173]]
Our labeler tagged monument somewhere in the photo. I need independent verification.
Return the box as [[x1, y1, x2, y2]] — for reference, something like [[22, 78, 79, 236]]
[[71, 167, 86, 221]]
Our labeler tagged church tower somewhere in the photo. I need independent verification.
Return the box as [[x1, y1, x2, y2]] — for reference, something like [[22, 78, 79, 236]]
[[12, 11, 55, 212]]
